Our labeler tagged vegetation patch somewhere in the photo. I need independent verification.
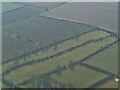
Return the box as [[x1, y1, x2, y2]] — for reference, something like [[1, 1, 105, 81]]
[[3, 30, 109, 73], [4, 36, 117, 85], [84, 42, 118, 74]]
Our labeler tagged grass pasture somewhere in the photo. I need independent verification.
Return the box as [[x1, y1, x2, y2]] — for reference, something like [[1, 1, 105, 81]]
[[84, 42, 118, 74], [4, 36, 117, 84], [2, 83, 9, 88], [50, 65, 108, 88], [99, 79, 118, 88], [22, 65, 108, 88], [3, 30, 109, 73]]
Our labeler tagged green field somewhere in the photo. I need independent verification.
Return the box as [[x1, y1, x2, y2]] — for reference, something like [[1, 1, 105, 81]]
[[4, 36, 116, 84], [84, 42, 118, 74], [3, 30, 109, 72], [2, 83, 9, 88], [50, 65, 108, 88], [0, 82, 1, 89], [2, 2, 119, 88], [2, 2, 24, 13], [99, 79, 118, 88], [20, 65, 108, 88]]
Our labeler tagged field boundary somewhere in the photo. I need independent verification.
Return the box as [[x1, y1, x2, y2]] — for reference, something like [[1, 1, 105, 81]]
[[2, 4, 27, 14], [2, 40, 118, 88], [2, 28, 97, 64], [2, 78, 20, 88], [3, 2, 68, 25], [80, 62, 112, 75], [16, 40, 118, 87], [3, 24, 117, 64], [39, 15, 118, 35], [2, 2, 119, 88], [16, 2, 67, 11], [87, 74, 115, 88], [3, 34, 114, 76]]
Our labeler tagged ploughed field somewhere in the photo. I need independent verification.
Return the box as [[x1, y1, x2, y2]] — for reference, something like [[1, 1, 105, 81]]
[[41, 2, 118, 32]]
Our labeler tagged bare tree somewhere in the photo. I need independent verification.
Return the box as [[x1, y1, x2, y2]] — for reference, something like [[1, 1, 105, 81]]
[[32, 76, 37, 88], [74, 32, 79, 41], [69, 60, 74, 71], [23, 51, 26, 62], [53, 40, 58, 50], [14, 59, 19, 66], [67, 83, 75, 88], [56, 65, 62, 76], [54, 45, 58, 50]]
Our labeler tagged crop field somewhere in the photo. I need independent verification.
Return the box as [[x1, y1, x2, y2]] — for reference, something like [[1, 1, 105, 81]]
[[84, 42, 118, 74], [41, 2, 118, 32], [2, 34, 35, 61], [2, 2, 119, 89], [3, 30, 109, 72], [2, 6, 45, 24], [50, 65, 108, 88], [22, 65, 108, 88], [2, 83, 8, 88], [2, 2, 65, 24], [3, 15, 95, 61], [99, 79, 118, 88], [3, 31, 117, 86]]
